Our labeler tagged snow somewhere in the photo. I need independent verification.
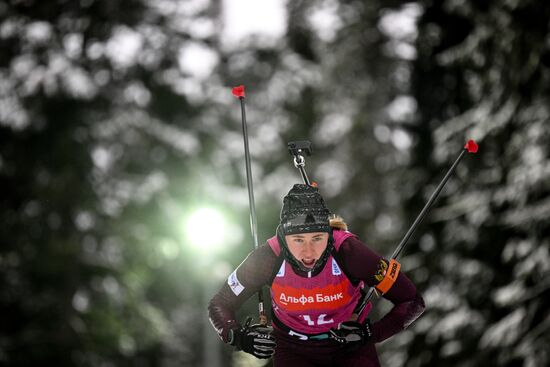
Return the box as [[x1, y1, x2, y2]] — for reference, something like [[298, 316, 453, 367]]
[[479, 308, 526, 348]]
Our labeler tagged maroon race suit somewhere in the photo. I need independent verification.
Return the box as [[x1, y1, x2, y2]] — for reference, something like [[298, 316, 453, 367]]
[[208, 230, 425, 367]]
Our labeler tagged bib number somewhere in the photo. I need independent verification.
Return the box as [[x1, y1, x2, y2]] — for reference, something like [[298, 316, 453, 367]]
[[302, 314, 334, 326]]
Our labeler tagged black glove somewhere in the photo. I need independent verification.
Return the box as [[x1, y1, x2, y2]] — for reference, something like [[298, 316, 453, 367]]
[[229, 317, 276, 359], [329, 320, 373, 349]]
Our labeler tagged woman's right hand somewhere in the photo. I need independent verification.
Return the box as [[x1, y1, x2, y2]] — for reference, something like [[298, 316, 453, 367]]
[[229, 317, 276, 359]]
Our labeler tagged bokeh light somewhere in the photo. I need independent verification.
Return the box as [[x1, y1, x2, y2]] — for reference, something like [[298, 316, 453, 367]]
[[185, 207, 227, 253]]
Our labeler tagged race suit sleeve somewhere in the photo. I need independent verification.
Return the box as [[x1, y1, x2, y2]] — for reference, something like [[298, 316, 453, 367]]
[[339, 236, 426, 343], [208, 243, 278, 343]]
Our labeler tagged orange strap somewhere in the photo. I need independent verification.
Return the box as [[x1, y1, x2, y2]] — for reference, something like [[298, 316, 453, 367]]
[[375, 259, 401, 294]]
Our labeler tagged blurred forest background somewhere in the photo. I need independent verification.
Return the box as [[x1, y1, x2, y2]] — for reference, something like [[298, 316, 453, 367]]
[[1, 0, 549, 366]]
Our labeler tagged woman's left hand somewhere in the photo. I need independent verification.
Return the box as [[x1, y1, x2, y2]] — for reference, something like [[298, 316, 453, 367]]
[[329, 320, 373, 347]]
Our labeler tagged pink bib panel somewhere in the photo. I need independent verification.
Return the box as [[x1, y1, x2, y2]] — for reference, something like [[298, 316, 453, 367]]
[[267, 230, 371, 334]]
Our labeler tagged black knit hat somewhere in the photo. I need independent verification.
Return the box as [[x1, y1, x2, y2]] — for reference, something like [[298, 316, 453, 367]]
[[280, 184, 331, 235]]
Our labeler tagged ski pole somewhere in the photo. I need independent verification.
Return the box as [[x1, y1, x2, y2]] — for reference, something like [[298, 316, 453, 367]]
[[351, 140, 479, 319], [231, 85, 267, 325]]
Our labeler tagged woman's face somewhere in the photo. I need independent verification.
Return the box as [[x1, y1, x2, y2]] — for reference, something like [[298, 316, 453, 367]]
[[284, 232, 329, 269]]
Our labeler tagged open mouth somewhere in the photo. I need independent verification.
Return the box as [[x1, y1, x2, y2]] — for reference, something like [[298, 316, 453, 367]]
[[301, 259, 316, 268]]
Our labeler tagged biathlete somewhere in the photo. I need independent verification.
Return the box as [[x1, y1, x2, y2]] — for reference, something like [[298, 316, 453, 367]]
[[208, 183, 425, 366]]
